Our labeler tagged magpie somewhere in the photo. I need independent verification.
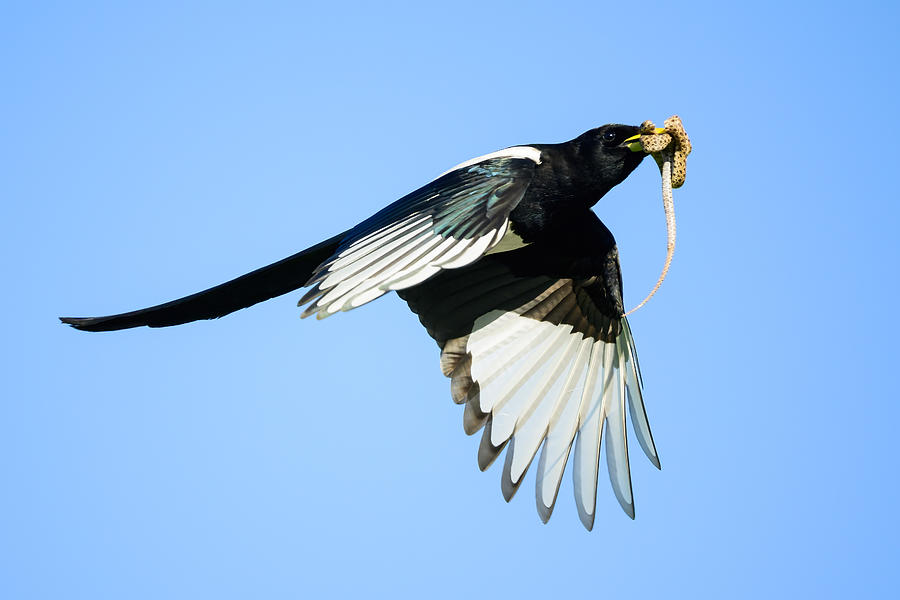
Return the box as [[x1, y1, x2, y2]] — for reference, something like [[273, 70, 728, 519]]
[[61, 124, 661, 530]]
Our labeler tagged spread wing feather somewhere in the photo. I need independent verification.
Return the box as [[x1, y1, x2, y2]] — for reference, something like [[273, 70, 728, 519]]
[[400, 253, 660, 530], [299, 153, 539, 318]]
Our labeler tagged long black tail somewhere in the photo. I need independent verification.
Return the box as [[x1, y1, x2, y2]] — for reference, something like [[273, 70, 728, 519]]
[[60, 232, 347, 332]]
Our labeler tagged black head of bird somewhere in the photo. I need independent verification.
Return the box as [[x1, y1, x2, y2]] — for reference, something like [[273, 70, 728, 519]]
[[61, 122, 672, 531], [572, 124, 647, 198]]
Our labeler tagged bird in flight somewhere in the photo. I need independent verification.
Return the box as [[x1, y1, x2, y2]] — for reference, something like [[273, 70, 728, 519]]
[[62, 124, 663, 530]]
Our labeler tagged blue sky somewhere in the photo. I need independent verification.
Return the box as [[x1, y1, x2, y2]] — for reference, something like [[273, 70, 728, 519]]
[[3, 1, 898, 598]]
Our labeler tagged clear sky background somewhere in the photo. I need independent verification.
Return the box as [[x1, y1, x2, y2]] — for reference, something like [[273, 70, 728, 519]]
[[3, 1, 898, 598]]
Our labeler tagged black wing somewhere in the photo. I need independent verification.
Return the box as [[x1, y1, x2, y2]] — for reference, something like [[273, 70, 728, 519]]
[[398, 220, 660, 530], [61, 151, 540, 331]]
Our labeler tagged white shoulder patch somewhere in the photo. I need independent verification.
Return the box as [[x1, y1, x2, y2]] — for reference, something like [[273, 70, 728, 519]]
[[484, 227, 529, 255], [437, 145, 542, 178]]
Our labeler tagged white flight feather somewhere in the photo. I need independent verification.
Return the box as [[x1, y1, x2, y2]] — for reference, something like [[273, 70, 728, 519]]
[[471, 321, 557, 415], [321, 219, 434, 288], [488, 325, 571, 446], [432, 231, 497, 269], [304, 149, 542, 317], [572, 340, 607, 530], [511, 326, 579, 483], [316, 232, 438, 306], [536, 338, 593, 521], [623, 322, 659, 468], [606, 337, 634, 517], [334, 213, 430, 261], [504, 327, 580, 486]]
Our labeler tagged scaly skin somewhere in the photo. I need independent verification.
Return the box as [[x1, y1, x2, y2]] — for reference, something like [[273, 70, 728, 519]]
[[625, 115, 691, 316]]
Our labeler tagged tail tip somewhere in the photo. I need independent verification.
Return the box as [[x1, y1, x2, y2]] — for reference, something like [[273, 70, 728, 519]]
[[59, 316, 100, 331]]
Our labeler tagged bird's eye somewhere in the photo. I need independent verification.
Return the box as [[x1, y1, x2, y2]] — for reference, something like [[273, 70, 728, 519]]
[[602, 130, 617, 143]]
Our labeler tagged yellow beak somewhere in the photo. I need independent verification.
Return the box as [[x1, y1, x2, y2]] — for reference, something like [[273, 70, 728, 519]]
[[623, 128, 666, 153]]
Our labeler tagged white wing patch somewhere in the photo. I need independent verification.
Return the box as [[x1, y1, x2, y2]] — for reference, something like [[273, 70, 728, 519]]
[[300, 223, 509, 319], [437, 146, 542, 179], [440, 280, 659, 530]]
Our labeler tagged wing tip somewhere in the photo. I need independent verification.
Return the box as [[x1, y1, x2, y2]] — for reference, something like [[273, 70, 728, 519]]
[[477, 419, 507, 471], [536, 501, 553, 524], [620, 500, 636, 520], [576, 506, 596, 531], [501, 480, 515, 503], [500, 441, 528, 503]]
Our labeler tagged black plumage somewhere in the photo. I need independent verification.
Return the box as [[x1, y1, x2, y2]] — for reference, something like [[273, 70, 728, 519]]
[[61, 124, 661, 529]]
